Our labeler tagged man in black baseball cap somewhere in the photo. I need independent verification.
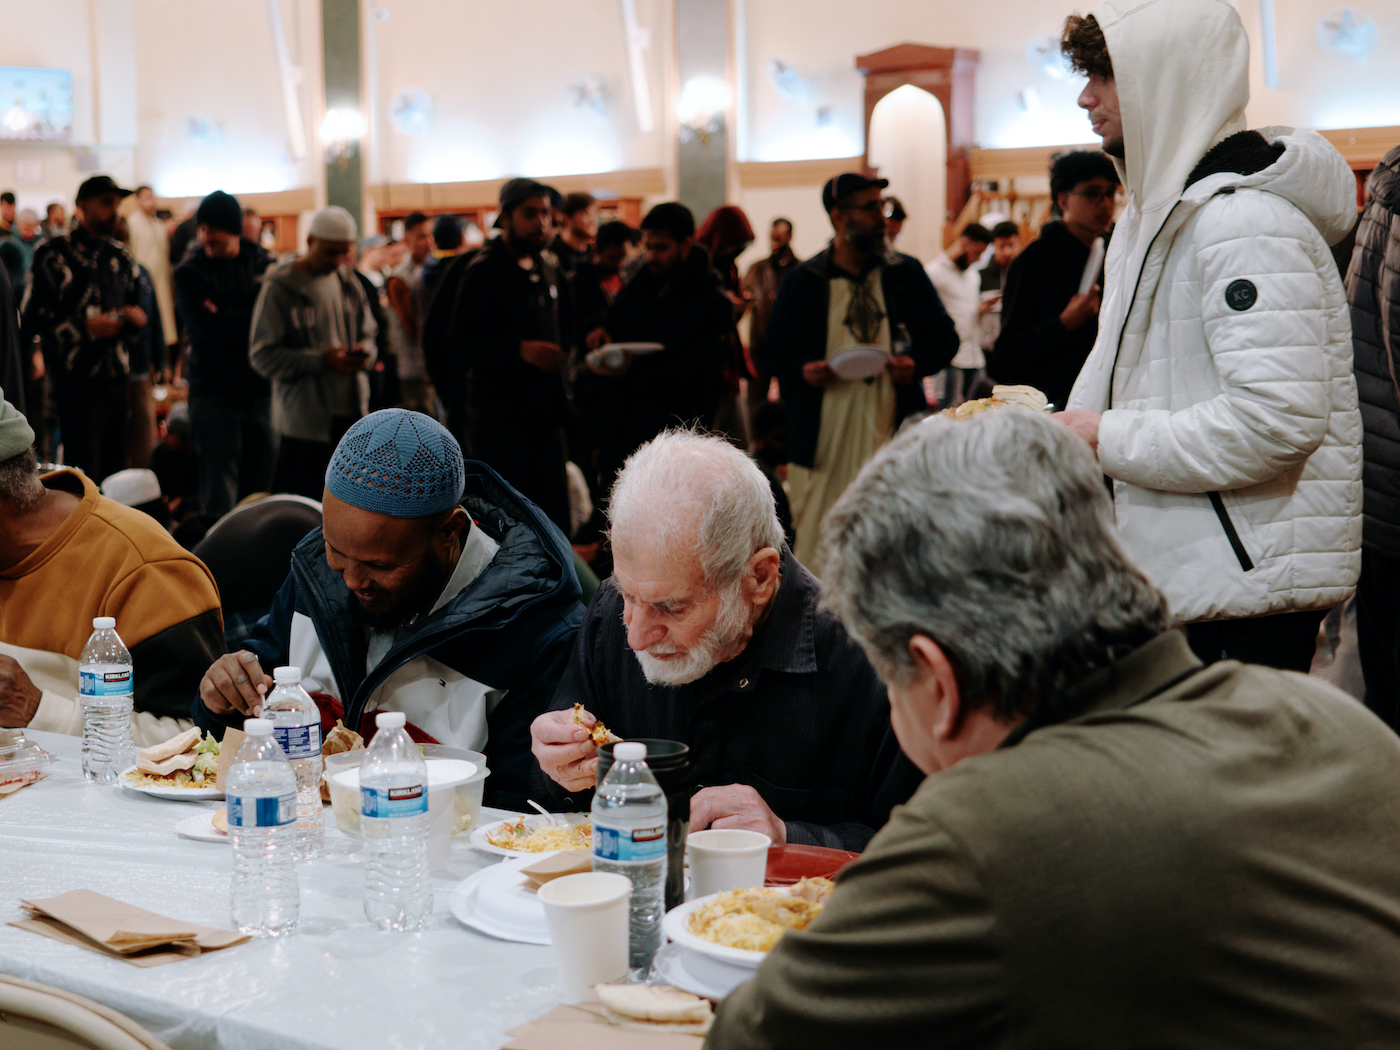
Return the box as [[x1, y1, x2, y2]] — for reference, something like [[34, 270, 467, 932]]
[[758, 171, 956, 577], [820, 172, 889, 213], [21, 174, 148, 480]]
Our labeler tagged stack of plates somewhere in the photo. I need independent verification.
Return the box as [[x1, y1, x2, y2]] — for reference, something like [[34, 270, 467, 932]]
[[449, 854, 553, 945]]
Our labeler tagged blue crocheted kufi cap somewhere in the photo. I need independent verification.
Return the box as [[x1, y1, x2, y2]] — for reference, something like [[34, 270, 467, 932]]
[[326, 409, 465, 518]]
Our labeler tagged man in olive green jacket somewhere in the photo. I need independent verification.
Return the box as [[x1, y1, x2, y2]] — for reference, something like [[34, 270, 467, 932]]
[[706, 409, 1400, 1050]]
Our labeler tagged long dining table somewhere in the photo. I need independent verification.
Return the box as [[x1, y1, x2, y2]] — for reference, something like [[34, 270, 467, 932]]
[[0, 728, 566, 1050]]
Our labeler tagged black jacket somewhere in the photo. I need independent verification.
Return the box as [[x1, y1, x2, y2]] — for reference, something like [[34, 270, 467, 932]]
[[541, 547, 923, 850], [1347, 144, 1400, 552], [191, 462, 585, 811], [174, 239, 273, 400], [597, 244, 735, 438], [760, 246, 957, 469], [433, 238, 572, 438], [991, 220, 1103, 410]]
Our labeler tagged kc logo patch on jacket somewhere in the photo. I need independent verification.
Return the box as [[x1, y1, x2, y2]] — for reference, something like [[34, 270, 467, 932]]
[[1225, 279, 1258, 311]]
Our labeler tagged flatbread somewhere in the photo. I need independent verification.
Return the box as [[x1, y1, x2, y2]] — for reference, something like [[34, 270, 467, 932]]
[[572, 703, 622, 746], [595, 984, 713, 1028], [210, 809, 228, 834], [138, 727, 201, 764], [136, 752, 198, 777]]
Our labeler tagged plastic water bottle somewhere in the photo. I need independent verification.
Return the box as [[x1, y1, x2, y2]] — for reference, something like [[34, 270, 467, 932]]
[[592, 741, 668, 979], [262, 666, 323, 860], [78, 617, 134, 784], [360, 712, 431, 931], [226, 718, 300, 937]]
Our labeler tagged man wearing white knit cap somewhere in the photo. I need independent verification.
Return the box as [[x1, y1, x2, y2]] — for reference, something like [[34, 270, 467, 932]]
[[250, 205, 378, 498]]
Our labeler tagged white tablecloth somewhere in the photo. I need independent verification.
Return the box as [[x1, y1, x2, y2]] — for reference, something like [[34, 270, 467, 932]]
[[0, 729, 565, 1050]]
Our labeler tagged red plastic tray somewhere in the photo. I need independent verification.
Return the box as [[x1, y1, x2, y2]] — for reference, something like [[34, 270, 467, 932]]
[[765, 843, 860, 885]]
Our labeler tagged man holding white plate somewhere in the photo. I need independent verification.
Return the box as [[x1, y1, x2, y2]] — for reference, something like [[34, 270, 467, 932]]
[[760, 173, 958, 579]]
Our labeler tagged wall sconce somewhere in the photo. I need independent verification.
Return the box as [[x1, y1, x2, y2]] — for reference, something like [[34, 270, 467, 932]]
[[677, 76, 731, 145], [319, 107, 367, 168]]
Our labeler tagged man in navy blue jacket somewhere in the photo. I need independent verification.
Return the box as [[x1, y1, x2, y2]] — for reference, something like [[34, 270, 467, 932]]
[[192, 409, 583, 811]]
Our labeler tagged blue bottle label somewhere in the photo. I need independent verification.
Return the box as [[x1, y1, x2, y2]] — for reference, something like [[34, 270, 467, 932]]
[[228, 792, 296, 827], [360, 782, 427, 818], [592, 822, 667, 863], [79, 668, 132, 698], [271, 723, 321, 760]]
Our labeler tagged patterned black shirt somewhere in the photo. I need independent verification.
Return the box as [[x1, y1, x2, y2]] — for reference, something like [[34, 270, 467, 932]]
[[22, 224, 146, 384]]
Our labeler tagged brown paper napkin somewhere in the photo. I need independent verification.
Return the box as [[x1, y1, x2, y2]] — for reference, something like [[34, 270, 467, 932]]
[[215, 726, 246, 794], [502, 1002, 705, 1049], [520, 850, 593, 889], [10, 889, 250, 967]]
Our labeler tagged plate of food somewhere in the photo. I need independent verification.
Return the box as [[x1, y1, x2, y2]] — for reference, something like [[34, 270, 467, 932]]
[[940, 384, 1052, 420], [469, 813, 593, 857], [662, 878, 834, 968], [828, 345, 890, 381], [121, 728, 225, 800], [121, 728, 224, 800], [175, 807, 229, 844]]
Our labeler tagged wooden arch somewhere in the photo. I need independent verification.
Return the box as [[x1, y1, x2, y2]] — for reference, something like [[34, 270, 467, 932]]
[[857, 44, 979, 240]]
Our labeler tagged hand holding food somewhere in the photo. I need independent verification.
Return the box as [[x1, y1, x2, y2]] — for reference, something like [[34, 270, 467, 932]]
[[530, 708, 601, 792], [199, 650, 273, 718]]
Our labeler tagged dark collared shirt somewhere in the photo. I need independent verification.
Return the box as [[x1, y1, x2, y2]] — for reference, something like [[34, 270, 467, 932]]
[[541, 547, 922, 849]]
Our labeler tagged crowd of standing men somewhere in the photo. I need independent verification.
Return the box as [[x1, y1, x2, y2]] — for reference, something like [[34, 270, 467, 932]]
[[8, 111, 1400, 722]]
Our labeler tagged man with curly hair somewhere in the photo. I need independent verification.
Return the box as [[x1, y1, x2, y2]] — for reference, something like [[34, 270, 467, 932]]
[[1055, 0, 1362, 674]]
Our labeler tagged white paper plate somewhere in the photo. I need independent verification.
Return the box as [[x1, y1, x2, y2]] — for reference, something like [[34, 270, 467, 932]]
[[828, 345, 890, 381], [468, 814, 591, 857], [175, 809, 229, 844], [599, 342, 664, 355], [664, 892, 804, 969], [651, 941, 754, 1000], [449, 855, 554, 945], [120, 767, 224, 801]]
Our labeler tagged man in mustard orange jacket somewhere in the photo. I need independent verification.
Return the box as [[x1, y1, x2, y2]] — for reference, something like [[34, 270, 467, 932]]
[[0, 392, 224, 745]]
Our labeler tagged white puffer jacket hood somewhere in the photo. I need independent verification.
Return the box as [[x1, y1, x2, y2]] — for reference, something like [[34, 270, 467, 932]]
[[1067, 0, 1362, 624]]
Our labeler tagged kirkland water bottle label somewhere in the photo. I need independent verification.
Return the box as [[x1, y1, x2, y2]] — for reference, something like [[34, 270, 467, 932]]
[[592, 823, 667, 863], [228, 791, 296, 827], [360, 783, 427, 819], [79, 669, 133, 698], [272, 723, 321, 760]]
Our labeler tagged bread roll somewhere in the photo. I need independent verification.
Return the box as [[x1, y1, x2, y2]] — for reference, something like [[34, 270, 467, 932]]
[[138, 727, 201, 764]]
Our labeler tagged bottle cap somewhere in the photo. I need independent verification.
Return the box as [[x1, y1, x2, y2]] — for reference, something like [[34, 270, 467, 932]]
[[92, 616, 116, 629], [244, 718, 273, 735], [613, 741, 647, 762], [375, 711, 406, 729], [273, 666, 302, 683]]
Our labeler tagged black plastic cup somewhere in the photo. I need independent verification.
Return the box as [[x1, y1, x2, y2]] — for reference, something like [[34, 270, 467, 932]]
[[596, 739, 695, 911]]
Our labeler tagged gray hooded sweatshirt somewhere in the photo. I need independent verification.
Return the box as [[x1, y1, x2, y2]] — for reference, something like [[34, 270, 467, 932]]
[[248, 258, 377, 443]]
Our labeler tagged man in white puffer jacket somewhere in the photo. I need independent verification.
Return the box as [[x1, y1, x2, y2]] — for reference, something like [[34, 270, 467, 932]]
[[1057, 0, 1362, 673]]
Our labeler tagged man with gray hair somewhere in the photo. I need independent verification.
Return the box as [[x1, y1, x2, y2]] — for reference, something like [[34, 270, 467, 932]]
[[706, 410, 1400, 1050], [250, 205, 377, 499], [532, 429, 917, 849]]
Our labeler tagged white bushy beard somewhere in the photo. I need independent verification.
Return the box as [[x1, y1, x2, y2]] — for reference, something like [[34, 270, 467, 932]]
[[634, 581, 753, 687]]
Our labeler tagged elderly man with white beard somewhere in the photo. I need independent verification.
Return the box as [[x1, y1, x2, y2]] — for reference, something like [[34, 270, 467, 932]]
[[531, 430, 919, 849]]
